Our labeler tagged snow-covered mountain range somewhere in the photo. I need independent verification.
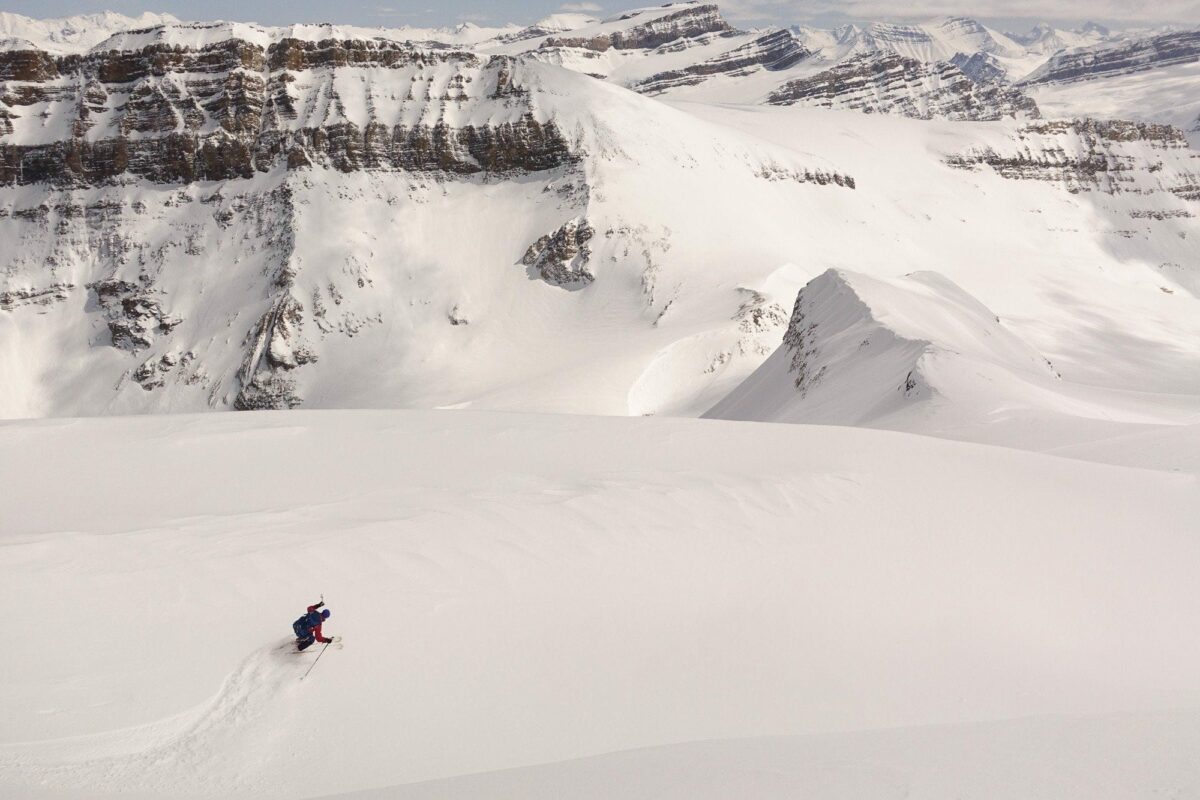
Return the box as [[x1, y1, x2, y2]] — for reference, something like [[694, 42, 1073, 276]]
[[1, 1, 1197, 447]]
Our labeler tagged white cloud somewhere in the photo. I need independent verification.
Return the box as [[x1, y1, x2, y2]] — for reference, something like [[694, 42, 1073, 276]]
[[558, 2, 604, 11], [719, 0, 1200, 24]]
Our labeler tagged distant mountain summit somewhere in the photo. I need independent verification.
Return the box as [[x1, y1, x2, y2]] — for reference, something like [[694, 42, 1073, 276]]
[[0, 11, 182, 53]]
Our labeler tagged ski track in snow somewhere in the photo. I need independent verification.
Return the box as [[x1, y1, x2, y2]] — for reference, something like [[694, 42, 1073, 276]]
[[2, 641, 319, 796]]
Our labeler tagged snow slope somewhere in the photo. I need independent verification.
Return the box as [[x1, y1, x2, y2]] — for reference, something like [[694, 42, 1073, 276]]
[[1, 409, 1198, 799], [323, 713, 1200, 800]]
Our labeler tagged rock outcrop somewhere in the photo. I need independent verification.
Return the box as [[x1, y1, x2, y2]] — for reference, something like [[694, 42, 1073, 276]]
[[949, 52, 1008, 85], [90, 278, 182, 351], [767, 53, 1039, 121], [522, 218, 595, 289], [0, 282, 73, 310], [541, 4, 730, 52], [946, 119, 1200, 198], [0, 38, 576, 187], [635, 29, 810, 94]]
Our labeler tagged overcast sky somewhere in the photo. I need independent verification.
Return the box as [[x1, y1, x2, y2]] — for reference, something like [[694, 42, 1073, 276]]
[[4, 0, 1198, 31]]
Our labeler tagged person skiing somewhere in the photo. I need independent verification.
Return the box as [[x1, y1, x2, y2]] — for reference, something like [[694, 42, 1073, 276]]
[[293, 599, 333, 651]]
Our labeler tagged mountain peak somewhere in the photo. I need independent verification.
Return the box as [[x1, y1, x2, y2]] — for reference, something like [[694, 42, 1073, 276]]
[[705, 269, 1062, 429]]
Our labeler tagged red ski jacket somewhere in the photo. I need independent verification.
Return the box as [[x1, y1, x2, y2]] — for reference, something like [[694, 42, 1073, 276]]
[[307, 603, 332, 643]]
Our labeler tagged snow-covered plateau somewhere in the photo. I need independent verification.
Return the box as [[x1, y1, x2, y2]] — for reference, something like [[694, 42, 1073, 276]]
[[2, 2, 1199, 798]]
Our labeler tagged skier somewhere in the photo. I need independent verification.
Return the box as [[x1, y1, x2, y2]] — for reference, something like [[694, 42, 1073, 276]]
[[293, 599, 333, 651]]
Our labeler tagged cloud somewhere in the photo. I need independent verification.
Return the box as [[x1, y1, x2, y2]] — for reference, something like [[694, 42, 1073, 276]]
[[558, 2, 604, 10], [719, 0, 1200, 24]]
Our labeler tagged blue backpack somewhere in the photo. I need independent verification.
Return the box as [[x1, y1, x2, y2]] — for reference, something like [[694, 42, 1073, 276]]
[[292, 612, 316, 638]]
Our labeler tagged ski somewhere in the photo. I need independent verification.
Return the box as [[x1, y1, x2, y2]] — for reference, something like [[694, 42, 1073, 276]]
[[291, 636, 343, 654]]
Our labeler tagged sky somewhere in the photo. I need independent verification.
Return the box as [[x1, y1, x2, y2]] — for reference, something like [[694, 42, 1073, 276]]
[[1, 0, 1196, 31]]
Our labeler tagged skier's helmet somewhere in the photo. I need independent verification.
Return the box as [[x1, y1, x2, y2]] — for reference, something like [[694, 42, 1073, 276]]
[[322, 609, 331, 620]]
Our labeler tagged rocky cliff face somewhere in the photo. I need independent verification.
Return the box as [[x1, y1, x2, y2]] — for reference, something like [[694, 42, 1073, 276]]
[[949, 52, 1007, 85], [0, 36, 575, 187], [635, 29, 810, 94], [540, 4, 730, 52], [946, 119, 1200, 199], [0, 27, 583, 412], [767, 53, 1039, 121], [1023, 29, 1200, 85]]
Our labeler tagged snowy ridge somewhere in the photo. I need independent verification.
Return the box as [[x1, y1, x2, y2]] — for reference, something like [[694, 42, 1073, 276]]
[[831, 17, 1027, 63], [1005, 21, 1113, 54], [706, 268, 1198, 444], [707, 269, 1059, 427], [0, 11, 181, 54], [0, 11, 520, 54], [634, 29, 811, 95]]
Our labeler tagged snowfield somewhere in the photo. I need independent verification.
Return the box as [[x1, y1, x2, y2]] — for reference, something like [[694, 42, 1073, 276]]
[[2, 409, 1199, 798], [326, 712, 1200, 799]]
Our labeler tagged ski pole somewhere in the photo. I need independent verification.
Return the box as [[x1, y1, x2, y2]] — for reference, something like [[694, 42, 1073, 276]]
[[301, 641, 331, 681]]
